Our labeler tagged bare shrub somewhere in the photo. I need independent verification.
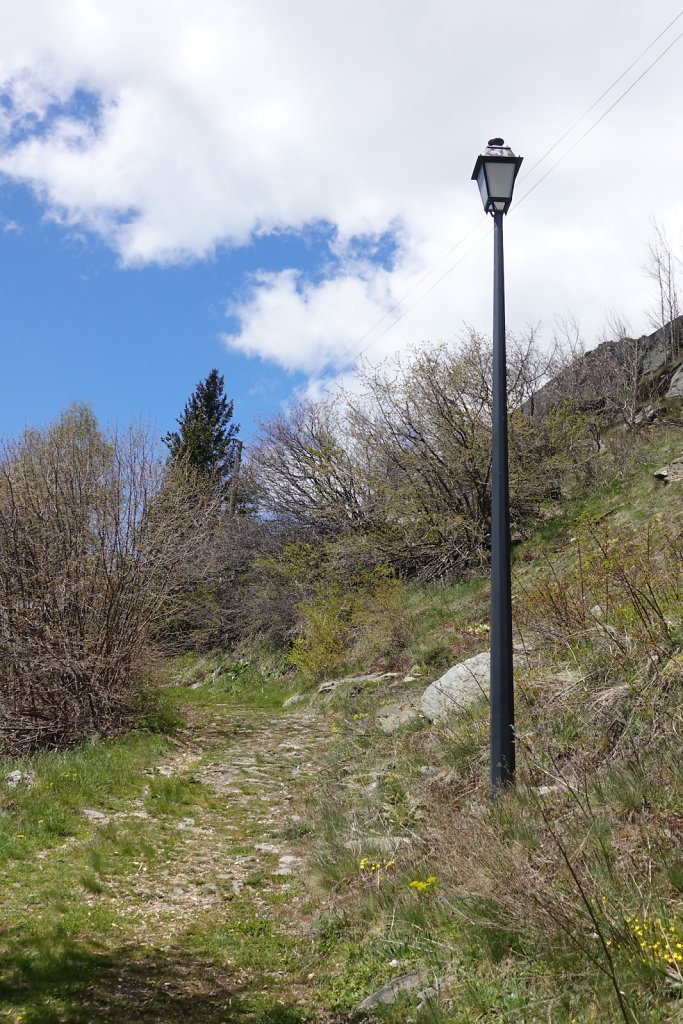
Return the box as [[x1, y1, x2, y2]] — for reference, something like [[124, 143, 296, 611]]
[[249, 330, 590, 585], [644, 219, 682, 363], [347, 329, 591, 576], [543, 314, 652, 446], [0, 405, 221, 754]]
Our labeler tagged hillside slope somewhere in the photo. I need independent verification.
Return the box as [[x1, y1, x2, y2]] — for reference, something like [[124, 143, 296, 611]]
[[0, 423, 681, 1024]]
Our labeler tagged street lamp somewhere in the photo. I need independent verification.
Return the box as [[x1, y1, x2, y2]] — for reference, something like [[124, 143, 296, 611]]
[[471, 138, 523, 793]]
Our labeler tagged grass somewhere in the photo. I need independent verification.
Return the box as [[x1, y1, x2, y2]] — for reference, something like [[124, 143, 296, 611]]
[[0, 731, 174, 866], [0, 657, 327, 1023], [299, 422, 683, 1023]]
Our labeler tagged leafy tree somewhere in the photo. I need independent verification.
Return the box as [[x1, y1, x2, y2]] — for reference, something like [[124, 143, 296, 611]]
[[163, 369, 239, 491]]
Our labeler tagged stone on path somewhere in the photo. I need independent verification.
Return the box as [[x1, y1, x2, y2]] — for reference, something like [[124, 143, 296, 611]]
[[283, 693, 305, 707]]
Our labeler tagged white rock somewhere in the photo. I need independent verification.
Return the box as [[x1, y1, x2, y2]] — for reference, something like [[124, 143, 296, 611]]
[[82, 808, 108, 821], [420, 651, 490, 721], [283, 693, 305, 707], [377, 701, 421, 735], [417, 986, 439, 1010], [536, 783, 569, 797], [4, 770, 34, 789]]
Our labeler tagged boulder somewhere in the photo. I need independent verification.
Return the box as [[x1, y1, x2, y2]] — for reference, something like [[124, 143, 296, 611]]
[[421, 651, 490, 721], [640, 329, 672, 376], [666, 362, 683, 399], [633, 404, 659, 427]]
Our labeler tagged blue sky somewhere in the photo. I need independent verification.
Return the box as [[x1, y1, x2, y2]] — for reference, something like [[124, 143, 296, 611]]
[[1, 0, 682, 446], [0, 178, 326, 441]]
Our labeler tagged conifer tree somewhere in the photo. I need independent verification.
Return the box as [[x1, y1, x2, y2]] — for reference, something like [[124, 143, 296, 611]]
[[163, 370, 239, 490]]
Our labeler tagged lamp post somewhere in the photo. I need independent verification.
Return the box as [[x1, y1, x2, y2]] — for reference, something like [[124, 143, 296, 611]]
[[471, 138, 523, 793]]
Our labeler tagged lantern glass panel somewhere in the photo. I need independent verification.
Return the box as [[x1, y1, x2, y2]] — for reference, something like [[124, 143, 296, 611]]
[[476, 167, 489, 207], [484, 160, 517, 202]]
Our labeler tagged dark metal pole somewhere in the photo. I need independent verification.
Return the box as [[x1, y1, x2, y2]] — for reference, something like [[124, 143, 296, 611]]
[[490, 210, 515, 793]]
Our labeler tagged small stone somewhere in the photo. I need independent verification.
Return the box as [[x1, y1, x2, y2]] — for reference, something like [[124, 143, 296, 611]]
[[82, 808, 108, 821], [417, 986, 438, 1010], [255, 843, 279, 854], [278, 855, 302, 866], [377, 701, 420, 735], [5, 770, 34, 789], [388, 959, 400, 968], [654, 456, 683, 484], [354, 973, 422, 1012], [283, 694, 305, 707], [536, 783, 571, 797]]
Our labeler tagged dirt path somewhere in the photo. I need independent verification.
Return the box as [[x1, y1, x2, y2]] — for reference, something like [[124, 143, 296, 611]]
[[0, 698, 344, 1024], [97, 700, 337, 1022]]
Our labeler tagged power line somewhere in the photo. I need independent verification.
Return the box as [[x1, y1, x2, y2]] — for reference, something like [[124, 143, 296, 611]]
[[513, 24, 683, 210], [519, 9, 683, 182], [320, 12, 683, 387]]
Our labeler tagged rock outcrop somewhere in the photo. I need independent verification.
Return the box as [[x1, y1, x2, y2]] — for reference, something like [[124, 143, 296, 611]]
[[525, 317, 683, 419]]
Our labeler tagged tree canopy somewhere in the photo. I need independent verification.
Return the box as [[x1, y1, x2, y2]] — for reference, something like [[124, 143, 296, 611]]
[[163, 369, 239, 490]]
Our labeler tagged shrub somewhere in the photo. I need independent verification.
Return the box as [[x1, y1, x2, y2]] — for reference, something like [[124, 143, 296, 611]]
[[0, 405, 221, 753], [260, 540, 407, 680]]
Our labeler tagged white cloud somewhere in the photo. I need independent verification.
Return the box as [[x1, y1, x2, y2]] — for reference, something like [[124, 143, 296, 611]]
[[1, 0, 682, 378]]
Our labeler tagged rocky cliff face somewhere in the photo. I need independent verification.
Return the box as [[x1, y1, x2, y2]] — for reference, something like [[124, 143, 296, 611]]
[[526, 316, 683, 419]]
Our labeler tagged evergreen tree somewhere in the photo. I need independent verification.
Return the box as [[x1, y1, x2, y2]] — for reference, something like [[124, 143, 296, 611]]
[[163, 370, 239, 489]]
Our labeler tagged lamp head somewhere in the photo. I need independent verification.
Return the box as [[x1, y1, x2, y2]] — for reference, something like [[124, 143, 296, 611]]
[[471, 138, 523, 214]]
